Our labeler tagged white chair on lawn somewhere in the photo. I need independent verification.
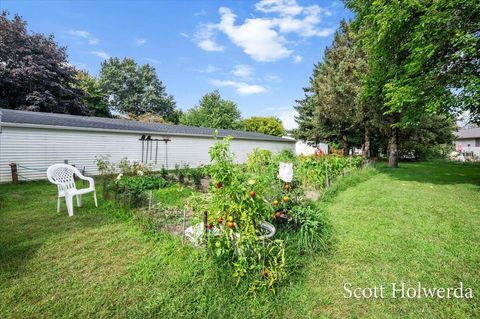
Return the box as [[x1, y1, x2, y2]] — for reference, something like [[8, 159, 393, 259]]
[[47, 164, 98, 217]]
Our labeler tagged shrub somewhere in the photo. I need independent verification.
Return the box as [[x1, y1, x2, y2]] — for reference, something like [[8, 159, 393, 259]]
[[117, 175, 170, 207], [188, 167, 205, 190]]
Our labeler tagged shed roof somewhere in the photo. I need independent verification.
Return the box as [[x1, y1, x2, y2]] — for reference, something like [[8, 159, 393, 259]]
[[0, 109, 294, 143], [456, 127, 480, 139]]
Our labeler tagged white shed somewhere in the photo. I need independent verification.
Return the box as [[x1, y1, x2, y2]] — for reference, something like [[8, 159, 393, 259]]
[[0, 109, 295, 182]]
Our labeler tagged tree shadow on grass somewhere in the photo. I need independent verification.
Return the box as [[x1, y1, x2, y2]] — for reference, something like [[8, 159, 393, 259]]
[[374, 161, 480, 187]]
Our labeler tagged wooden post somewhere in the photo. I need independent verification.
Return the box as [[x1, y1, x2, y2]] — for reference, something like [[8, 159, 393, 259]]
[[9, 163, 18, 183], [325, 161, 330, 188], [182, 209, 187, 244], [203, 211, 208, 232], [148, 190, 152, 210]]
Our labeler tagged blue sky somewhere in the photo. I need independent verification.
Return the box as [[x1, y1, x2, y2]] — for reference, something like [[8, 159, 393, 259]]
[[1, 0, 353, 129]]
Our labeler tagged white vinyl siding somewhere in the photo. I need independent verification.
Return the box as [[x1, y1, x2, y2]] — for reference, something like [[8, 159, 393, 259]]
[[0, 126, 294, 182]]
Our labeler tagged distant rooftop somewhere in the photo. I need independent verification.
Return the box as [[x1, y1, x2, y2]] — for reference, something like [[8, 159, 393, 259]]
[[456, 127, 480, 139], [0, 109, 294, 143]]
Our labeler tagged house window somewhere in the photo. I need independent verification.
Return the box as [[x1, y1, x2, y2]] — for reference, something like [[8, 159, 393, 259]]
[[476, 138, 480, 147]]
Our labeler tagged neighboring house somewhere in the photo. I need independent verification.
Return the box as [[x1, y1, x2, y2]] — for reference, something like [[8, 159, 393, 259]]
[[455, 127, 480, 156], [295, 140, 328, 155], [0, 109, 295, 182]]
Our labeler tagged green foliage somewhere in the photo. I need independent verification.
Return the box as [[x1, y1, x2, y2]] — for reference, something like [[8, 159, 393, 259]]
[[174, 163, 187, 184], [205, 137, 286, 292], [74, 70, 111, 117], [118, 175, 169, 206], [293, 21, 367, 151], [243, 116, 286, 137], [180, 90, 243, 129], [187, 167, 205, 190], [95, 155, 116, 175], [290, 205, 327, 253], [296, 155, 364, 190], [2, 162, 480, 317], [346, 0, 480, 124], [99, 57, 178, 121]]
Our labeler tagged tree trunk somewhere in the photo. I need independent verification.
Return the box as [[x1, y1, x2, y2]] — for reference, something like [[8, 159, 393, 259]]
[[362, 126, 370, 159], [388, 129, 399, 168], [342, 135, 348, 155]]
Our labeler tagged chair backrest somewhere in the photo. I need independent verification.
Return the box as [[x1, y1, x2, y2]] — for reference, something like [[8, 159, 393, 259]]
[[47, 164, 79, 192]]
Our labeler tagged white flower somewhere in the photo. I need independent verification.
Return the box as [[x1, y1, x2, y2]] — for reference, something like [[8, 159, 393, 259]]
[[116, 173, 123, 181], [137, 170, 144, 176]]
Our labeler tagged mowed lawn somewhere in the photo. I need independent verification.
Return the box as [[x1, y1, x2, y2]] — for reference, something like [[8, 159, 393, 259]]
[[0, 161, 479, 318]]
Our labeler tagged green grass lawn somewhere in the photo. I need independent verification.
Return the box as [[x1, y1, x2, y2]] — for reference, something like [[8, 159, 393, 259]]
[[0, 161, 479, 318]]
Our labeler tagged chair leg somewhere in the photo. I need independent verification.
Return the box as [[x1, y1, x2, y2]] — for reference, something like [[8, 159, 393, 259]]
[[93, 191, 98, 207], [57, 197, 61, 213], [76, 195, 82, 207], [65, 195, 74, 217]]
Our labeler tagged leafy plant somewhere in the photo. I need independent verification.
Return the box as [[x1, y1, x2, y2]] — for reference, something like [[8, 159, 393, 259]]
[[188, 167, 205, 190], [118, 175, 170, 207], [204, 137, 286, 292], [290, 205, 327, 253]]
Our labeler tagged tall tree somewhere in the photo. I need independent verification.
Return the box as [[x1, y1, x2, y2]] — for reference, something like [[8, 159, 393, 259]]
[[75, 70, 110, 117], [0, 12, 86, 114], [180, 91, 243, 130], [294, 21, 368, 153], [346, 0, 480, 166], [243, 116, 285, 137], [99, 57, 178, 122]]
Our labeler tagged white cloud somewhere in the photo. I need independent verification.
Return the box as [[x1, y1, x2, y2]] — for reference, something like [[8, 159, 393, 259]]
[[66, 29, 99, 45], [197, 65, 219, 73], [180, 32, 190, 38], [194, 1, 335, 62], [218, 7, 291, 62], [210, 79, 266, 95], [264, 74, 282, 82], [292, 55, 303, 63], [145, 57, 161, 65], [91, 51, 110, 59], [67, 29, 89, 38], [255, 0, 303, 16], [195, 24, 225, 52], [70, 61, 88, 70], [278, 109, 298, 130], [135, 38, 147, 46], [231, 65, 254, 79], [194, 9, 207, 16]]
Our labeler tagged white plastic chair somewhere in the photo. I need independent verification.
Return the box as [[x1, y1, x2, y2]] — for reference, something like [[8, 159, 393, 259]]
[[47, 164, 98, 217]]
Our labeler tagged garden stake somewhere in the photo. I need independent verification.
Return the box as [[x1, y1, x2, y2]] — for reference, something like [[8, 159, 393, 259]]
[[182, 209, 187, 244], [148, 191, 152, 210], [203, 211, 208, 247], [325, 161, 330, 188]]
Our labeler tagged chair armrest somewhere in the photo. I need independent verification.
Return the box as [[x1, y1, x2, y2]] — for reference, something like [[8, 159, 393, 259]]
[[78, 175, 95, 188]]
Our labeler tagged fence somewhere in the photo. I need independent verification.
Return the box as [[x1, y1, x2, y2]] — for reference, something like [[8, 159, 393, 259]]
[[8, 161, 88, 183]]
